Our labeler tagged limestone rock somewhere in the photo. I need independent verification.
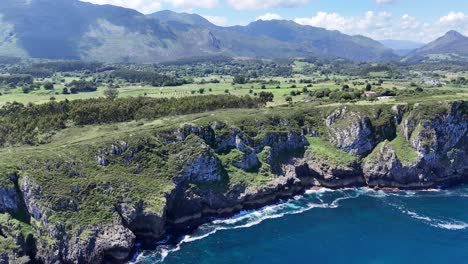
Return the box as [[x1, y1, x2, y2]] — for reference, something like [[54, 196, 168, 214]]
[[326, 107, 375, 156]]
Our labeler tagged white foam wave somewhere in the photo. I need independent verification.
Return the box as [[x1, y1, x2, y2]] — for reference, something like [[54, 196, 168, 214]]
[[135, 186, 468, 263], [436, 222, 468, 230], [395, 205, 468, 231], [305, 187, 335, 195], [136, 191, 354, 263], [405, 209, 434, 222]]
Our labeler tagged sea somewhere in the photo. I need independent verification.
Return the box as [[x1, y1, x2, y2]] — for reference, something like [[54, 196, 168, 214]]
[[131, 185, 468, 264]]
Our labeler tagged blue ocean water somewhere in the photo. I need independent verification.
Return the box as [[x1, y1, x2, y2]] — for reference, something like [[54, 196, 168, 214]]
[[133, 186, 468, 264]]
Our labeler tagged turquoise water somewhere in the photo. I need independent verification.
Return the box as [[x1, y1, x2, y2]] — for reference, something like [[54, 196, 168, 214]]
[[133, 186, 468, 264]]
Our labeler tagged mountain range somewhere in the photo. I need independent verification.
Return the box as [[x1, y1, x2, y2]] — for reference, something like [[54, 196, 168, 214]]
[[0, 0, 466, 63], [404, 30, 468, 62]]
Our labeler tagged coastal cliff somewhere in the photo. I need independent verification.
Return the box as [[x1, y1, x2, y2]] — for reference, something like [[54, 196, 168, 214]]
[[0, 100, 466, 263]]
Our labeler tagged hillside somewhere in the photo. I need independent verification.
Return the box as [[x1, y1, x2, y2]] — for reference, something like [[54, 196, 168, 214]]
[[218, 20, 397, 61], [0, 98, 466, 263], [0, 1, 398, 62], [405, 31, 468, 62]]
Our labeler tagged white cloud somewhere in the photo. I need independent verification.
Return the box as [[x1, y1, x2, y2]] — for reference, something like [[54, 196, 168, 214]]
[[202, 15, 228, 26], [256, 13, 283, 21], [375, 0, 396, 4], [228, 0, 308, 10], [80, 0, 162, 13], [80, 0, 218, 14], [439, 11, 467, 23], [294, 12, 347, 31], [167, 0, 218, 9], [294, 11, 468, 42]]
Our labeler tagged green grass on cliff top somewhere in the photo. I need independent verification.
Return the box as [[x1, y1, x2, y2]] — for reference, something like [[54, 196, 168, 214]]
[[306, 136, 357, 166], [389, 136, 419, 165], [366, 136, 419, 166]]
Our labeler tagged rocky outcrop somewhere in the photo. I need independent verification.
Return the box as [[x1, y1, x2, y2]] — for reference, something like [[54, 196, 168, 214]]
[[181, 153, 223, 183], [62, 223, 135, 263], [0, 175, 20, 213], [362, 141, 422, 187], [326, 107, 376, 156], [117, 200, 166, 239], [232, 151, 260, 171], [175, 136, 224, 183], [17, 175, 136, 264], [296, 154, 364, 188], [165, 172, 303, 226], [364, 101, 468, 188]]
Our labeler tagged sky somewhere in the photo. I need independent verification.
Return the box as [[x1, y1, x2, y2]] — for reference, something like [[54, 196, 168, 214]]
[[80, 0, 468, 42]]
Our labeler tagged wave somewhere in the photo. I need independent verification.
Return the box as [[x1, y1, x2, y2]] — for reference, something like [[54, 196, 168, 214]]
[[394, 205, 468, 231], [436, 222, 468, 230], [134, 186, 468, 263], [134, 188, 364, 263]]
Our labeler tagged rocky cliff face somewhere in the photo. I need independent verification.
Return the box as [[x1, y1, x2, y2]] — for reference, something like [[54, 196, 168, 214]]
[[363, 101, 467, 188], [0, 175, 20, 213], [0, 100, 466, 264], [16, 175, 136, 264], [325, 107, 376, 156]]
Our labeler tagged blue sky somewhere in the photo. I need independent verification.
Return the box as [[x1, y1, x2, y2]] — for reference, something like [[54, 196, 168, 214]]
[[81, 0, 468, 42]]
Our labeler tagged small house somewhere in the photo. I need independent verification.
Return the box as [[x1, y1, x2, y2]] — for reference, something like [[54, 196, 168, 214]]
[[365, 91, 378, 97]]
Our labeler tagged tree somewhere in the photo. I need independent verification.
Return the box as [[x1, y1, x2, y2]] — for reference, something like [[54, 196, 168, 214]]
[[342, 84, 350, 91], [285, 96, 293, 102], [62, 87, 69, 94], [233, 75, 247, 84], [44, 82, 54, 90], [22, 86, 32, 94], [104, 87, 119, 100], [258, 92, 274, 103], [365, 84, 372, 91], [67, 80, 97, 93]]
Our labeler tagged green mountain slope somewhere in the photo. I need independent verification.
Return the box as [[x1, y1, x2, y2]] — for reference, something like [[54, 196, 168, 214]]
[[405, 31, 468, 62]]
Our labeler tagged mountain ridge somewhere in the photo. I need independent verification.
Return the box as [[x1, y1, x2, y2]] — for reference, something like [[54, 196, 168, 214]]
[[404, 30, 468, 62], [0, 0, 400, 62], [1, 0, 465, 63]]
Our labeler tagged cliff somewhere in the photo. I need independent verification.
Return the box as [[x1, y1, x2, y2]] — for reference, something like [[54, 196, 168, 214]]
[[0, 100, 466, 263]]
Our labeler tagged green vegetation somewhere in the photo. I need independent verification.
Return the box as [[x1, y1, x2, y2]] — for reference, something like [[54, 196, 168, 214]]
[[0, 46, 466, 263], [306, 136, 357, 166], [217, 148, 272, 189], [0, 74, 33, 85], [389, 136, 419, 165], [0, 213, 34, 259], [112, 69, 191, 86], [0, 94, 269, 146]]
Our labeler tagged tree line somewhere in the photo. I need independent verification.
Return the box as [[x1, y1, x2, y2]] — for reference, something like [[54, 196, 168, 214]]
[[112, 69, 191, 86], [0, 74, 33, 85], [0, 94, 272, 146]]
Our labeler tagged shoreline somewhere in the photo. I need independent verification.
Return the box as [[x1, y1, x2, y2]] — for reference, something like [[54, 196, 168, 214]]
[[123, 179, 467, 263]]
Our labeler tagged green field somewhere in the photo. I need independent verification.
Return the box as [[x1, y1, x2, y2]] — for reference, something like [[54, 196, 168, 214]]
[[2, 73, 466, 107]]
